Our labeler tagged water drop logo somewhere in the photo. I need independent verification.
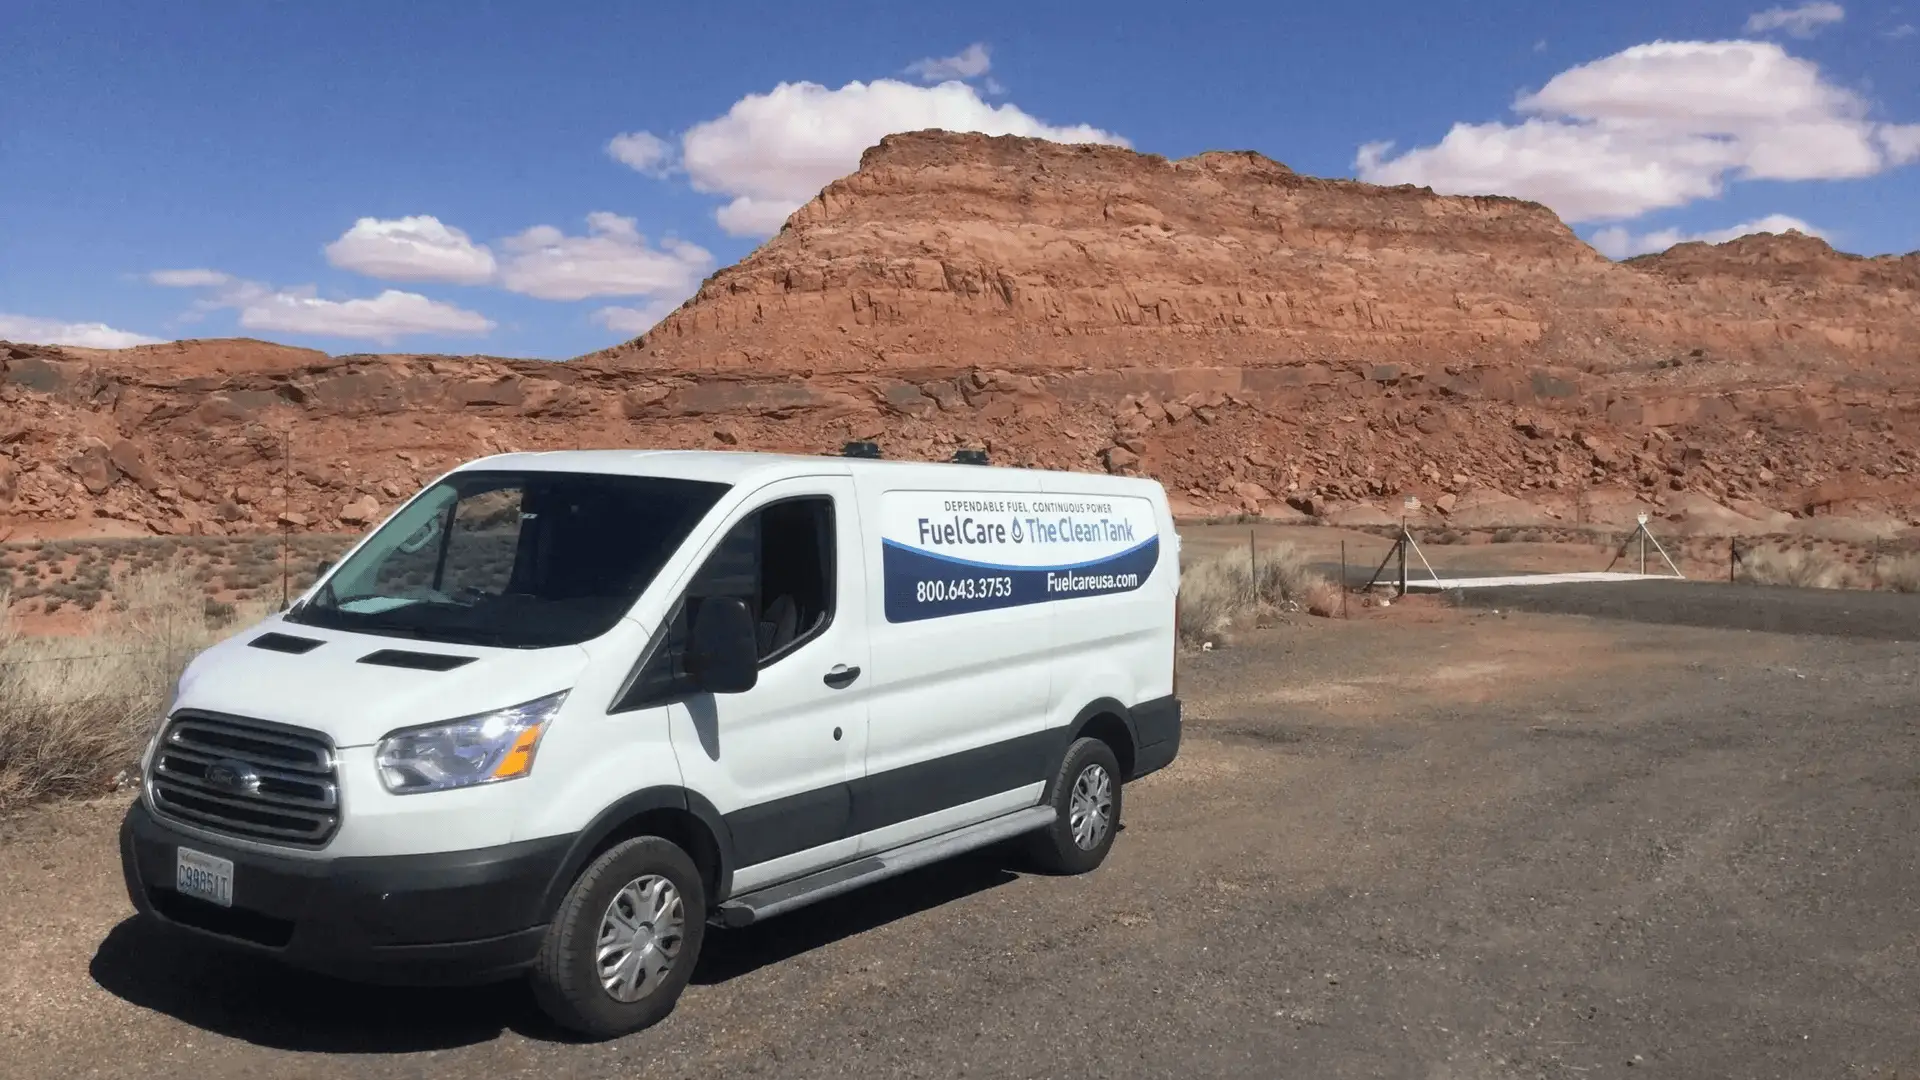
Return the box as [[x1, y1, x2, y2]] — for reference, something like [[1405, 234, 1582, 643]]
[[1010, 516, 1024, 543]]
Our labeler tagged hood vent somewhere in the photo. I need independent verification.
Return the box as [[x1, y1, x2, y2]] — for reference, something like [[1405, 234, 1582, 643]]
[[248, 632, 326, 655], [356, 649, 477, 672]]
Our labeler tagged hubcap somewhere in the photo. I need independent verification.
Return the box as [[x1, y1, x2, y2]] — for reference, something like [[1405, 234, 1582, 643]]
[[1068, 763, 1114, 851], [596, 874, 685, 1003]]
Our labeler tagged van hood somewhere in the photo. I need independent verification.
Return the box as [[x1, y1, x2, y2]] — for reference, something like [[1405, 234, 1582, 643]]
[[169, 616, 593, 748]]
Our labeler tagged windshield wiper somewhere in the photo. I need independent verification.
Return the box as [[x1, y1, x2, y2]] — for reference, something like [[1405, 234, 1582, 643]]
[[286, 577, 337, 619]]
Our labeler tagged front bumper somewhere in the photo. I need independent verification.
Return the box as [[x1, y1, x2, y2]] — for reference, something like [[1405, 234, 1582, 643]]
[[120, 799, 570, 986]]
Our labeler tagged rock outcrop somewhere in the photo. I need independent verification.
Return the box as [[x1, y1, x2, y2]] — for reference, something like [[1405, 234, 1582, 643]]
[[2, 131, 1917, 539]]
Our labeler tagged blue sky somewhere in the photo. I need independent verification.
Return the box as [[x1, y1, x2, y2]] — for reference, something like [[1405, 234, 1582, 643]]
[[4, 0, 1916, 359]]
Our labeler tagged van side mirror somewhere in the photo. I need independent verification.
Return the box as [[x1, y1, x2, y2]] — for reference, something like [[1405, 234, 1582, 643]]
[[686, 596, 759, 694], [315, 559, 333, 576]]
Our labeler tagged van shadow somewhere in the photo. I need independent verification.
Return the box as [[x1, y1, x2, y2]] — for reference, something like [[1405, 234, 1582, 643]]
[[691, 843, 1021, 985], [89, 844, 1026, 1052], [88, 917, 531, 1052]]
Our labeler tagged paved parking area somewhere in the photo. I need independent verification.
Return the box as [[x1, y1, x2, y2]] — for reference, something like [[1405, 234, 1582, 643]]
[[4, 604, 1918, 1079]]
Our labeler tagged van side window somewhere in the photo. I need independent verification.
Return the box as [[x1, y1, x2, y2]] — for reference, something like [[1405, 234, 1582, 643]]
[[613, 496, 835, 711]]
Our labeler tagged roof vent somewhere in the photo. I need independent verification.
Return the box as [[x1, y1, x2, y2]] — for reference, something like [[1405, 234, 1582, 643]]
[[951, 449, 989, 465], [840, 440, 882, 459]]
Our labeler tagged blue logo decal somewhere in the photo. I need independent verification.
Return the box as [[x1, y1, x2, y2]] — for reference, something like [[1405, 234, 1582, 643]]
[[883, 535, 1159, 623]]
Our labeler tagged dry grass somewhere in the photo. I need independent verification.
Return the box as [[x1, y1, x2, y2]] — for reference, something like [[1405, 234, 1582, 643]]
[[0, 565, 271, 814], [1879, 554, 1920, 593], [1179, 543, 1333, 645], [1735, 547, 1853, 590], [1, 533, 356, 619]]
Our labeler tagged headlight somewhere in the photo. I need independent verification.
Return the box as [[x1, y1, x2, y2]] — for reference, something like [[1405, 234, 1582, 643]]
[[141, 678, 188, 776], [375, 690, 569, 795]]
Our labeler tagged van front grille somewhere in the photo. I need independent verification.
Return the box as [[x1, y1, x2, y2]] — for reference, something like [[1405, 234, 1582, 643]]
[[148, 711, 339, 847]]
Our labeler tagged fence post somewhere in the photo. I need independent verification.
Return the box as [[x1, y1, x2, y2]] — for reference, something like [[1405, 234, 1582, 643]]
[[1340, 540, 1348, 619], [1249, 527, 1256, 591]]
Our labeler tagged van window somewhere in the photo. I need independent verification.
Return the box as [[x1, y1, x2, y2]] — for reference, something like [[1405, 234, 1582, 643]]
[[286, 471, 729, 649], [615, 496, 834, 711]]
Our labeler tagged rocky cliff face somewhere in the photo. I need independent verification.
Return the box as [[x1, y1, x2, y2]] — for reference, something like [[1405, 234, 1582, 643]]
[[2, 131, 1917, 542], [601, 132, 1920, 379]]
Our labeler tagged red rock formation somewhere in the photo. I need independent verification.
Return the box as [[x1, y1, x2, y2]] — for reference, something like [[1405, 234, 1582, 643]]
[[2, 131, 1916, 540]]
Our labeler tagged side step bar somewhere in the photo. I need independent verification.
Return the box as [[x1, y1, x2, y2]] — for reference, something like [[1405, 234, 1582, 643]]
[[712, 805, 1056, 928]]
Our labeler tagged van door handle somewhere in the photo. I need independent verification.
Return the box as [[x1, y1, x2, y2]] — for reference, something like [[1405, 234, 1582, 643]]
[[823, 665, 861, 689]]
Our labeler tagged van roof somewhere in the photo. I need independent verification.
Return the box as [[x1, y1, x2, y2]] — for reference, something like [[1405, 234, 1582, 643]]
[[449, 448, 1162, 494]]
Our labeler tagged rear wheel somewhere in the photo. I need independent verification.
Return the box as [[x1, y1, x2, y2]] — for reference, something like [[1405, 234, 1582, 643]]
[[1026, 737, 1123, 875], [529, 836, 707, 1040]]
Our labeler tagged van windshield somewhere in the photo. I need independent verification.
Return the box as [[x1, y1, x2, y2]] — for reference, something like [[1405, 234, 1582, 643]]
[[285, 470, 729, 649]]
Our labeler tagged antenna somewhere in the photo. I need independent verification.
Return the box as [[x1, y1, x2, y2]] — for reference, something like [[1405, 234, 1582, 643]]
[[1362, 495, 1444, 597], [280, 429, 291, 610], [1606, 511, 1683, 577]]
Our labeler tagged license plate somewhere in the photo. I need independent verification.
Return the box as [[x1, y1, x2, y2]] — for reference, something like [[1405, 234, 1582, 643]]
[[175, 847, 234, 907]]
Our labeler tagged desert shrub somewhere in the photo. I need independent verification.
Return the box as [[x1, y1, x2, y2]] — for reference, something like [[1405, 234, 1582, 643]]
[[1491, 528, 1519, 544], [1736, 547, 1850, 589], [0, 565, 270, 813], [1878, 554, 1920, 593], [1178, 543, 1333, 645]]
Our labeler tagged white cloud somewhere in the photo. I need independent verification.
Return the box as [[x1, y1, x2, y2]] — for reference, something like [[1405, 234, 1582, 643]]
[[150, 270, 492, 343], [607, 130, 676, 177], [1355, 40, 1918, 223], [150, 269, 276, 315], [1887, 23, 1917, 38], [672, 78, 1127, 236], [713, 196, 805, 237], [593, 296, 686, 336], [238, 289, 494, 342], [323, 215, 497, 284], [0, 314, 164, 349], [906, 43, 992, 82], [495, 211, 713, 301], [315, 210, 709, 308], [147, 268, 234, 288], [1744, 2, 1845, 37], [1588, 213, 1826, 258], [1881, 123, 1920, 162]]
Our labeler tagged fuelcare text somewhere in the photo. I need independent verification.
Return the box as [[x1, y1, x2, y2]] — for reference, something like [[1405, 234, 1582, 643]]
[[916, 514, 1138, 547]]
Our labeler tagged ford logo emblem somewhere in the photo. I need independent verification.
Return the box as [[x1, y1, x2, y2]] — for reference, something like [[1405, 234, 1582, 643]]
[[205, 759, 261, 795]]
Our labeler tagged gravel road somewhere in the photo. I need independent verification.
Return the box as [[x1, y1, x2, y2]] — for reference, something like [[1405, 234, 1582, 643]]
[[1442, 578, 1920, 642], [4, 604, 1917, 1079]]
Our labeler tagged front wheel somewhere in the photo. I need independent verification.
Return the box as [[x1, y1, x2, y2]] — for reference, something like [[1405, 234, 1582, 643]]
[[529, 836, 707, 1040], [1026, 737, 1123, 875]]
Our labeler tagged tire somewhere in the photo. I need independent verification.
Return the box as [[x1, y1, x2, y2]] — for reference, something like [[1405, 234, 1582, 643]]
[[1026, 737, 1124, 875], [529, 836, 707, 1040]]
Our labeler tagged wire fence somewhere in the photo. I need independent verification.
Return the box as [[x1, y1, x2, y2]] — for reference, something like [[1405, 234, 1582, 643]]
[[0, 649, 189, 668], [1181, 516, 1920, 594]]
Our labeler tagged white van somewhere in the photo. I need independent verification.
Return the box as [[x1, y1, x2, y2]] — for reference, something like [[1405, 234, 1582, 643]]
[[119, 448, 1181, 1038]]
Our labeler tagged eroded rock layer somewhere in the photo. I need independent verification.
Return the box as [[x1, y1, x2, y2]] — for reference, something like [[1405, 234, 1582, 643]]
[[3, 131, 1917, 540]]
